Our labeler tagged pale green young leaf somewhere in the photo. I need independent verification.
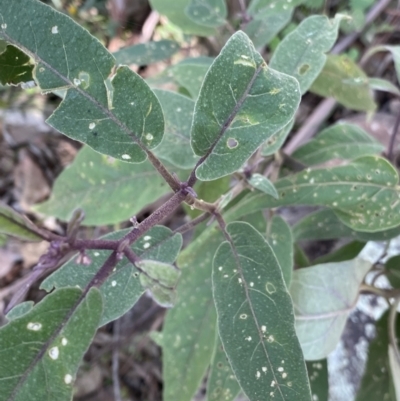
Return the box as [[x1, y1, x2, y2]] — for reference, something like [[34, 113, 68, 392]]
[[206, 334, 241, 401], [0, 0, 165, 163], [0, 203, 42, 241], [163, 227, 221, 401], [213, 222, 311, 401], [310, 55, 376, 112], [153, 89, 198, 169], [270, 15, 344, 94], [306, 360, 328, 401], [0, 287, 102, 401], [35, 146, 171, 226], [266, 215, 293, 287], [149, 0, 215, 36], [244, 8, 292, 50], [113, 40, 180, 66], [191, 31, 300, 181], [185, 0, 227, 28], [225, 156, 400, 233], [292, 123, 384, 166], [247, 174, 279, 199], [293, 209, 400, 242], [369, 77, 400, 97], [261, 118, 294, 156], [41, 226, 182, 326], [290, 258, 371, 360]]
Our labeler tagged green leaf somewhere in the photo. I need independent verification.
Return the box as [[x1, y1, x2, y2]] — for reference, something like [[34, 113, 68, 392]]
[[244, 8, 292, 50], [213, 221, 311, 401], [310, 54, 376, 112], [293, 209, 400, 242], [163, 227, 221, 401], [312, 241, 365, 265], [248, 0, 305, 13], [6, 301, 34, 320], [41, 226, 182, 326], [292, 123, 384, 166], [0, 0, 165, 163], [239, 210, 267, 234], [306, 360, 328, 401], [0, 203, 43, 241], [35, 146, 171, 226], [113, 40, 180, 66], [149, 0, 215, 36], [290, 257, 371, 360], [191, 31, 300, 181], [355, 312, 398, 401], [364, 46, 400, 84], [388, 346, 400, 401], [266, 215, 293, 287], [369, 77, 400, 97], [138, 260, 180, 308], [0, 45, 33, 85], [185, 0, 227, 28], [385, 255, 400, 289], [206, 334, 241, 401], [153, 89, 198, 169], [225, 156, 400, 233], [0, 287, 102, 401], [270, 15, 343, 94], [261, 118, 294, 156], [247, 174, 279, 199]]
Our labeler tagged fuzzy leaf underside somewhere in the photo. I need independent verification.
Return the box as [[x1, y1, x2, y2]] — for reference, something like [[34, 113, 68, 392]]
[[213, 222, 311, 401]]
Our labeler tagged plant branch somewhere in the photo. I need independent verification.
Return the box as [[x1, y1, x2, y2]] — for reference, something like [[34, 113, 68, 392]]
[[389, 295, 400, 364], [174, 212, 211, 234]]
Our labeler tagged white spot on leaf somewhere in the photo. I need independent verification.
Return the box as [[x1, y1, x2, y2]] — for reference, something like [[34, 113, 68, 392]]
[[143, 242, 150, 249], [49, 346, 59, 360], [64, 374, 73, 384], [1, 23, 7, 29], [61, 338, 68, 346], [27, 322, 42, 331], [51, 26, 58, 34], [111, 280, 117, 287], [89, 122, 96, 130], [121, 154, 131, 160]]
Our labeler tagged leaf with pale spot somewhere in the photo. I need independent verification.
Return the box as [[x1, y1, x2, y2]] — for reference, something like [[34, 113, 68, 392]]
[[213, 221, 311, 401], [0, 287, 102, 401], [306, 360, 328, 401], [0, 0, 164, 163], [290, 258, 371, 360], [191, 31, 300, 181], [185, 0, 227, 28], [41, 226, 182, 326], [261, 118, 294, 156]]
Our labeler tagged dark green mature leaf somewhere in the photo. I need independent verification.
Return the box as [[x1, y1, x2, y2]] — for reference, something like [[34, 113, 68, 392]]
[[0, 45, 33, 85], [267, 215, 293, 287], [385, 255, 400, 289], [306, 360, 328, 401], [153, 89, 198, 169], [244, 8, 292, 50], [292, 123, 384, 166], [41, 226, 182, 326], [290, 258, 371, 360], [163, 227, 221, 401], [149, 0, 215, 36], [191, 31, 300, 181], [355, 312, 398, 401], [113, 40, 180, 66], [35, 146, 171, 226], [310, 55, 376, 112], [247, 174, 279, 199], [213, 222, 311, 401], [293, 209, 400, 242], [0, 287, 102, 401], [0, 203, 42, 241], [185, 0, 227, 27], [0, 0, 164, 163], [270, 15, 343, 94], [206, 335, 241, 401], [225, 156, 400, 233], [312, 241, 365, 265]]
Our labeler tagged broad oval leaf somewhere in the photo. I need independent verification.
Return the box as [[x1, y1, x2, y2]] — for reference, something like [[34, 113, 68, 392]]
[[153, 89, 198, 169], [247, 174, 279, 199], [0, 287, 102, 401], [292, 122, 384, 166], [163, 227, 222, 401], [185, 0, 227, 28], [191, 31, 300, 181], [290, 258, 371, 360], [0, 0, 165, 163], [113, 40, 180, 66], [310, 55, 376, 112], [270, 15, 343, 94], [34, 146, 171, 226], [41, 226, 182, 326], [0, 203, 43, 241], [213, 221, 311, 401], [225, 156, 400, 233]]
